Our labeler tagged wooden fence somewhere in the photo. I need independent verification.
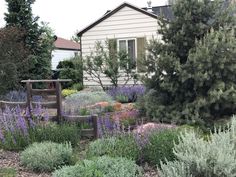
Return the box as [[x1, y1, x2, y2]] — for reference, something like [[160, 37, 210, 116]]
[[0, 79, 99, 139]]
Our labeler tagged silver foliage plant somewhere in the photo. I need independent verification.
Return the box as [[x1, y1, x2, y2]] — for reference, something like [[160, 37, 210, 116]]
[[159, 116, 236, 177]]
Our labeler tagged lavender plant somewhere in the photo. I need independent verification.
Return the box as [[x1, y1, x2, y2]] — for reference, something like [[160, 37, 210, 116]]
[[0, 105, 48, 150], [107, 85, 146, 103]]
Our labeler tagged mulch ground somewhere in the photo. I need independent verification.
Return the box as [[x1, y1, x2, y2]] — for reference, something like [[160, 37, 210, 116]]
[[0, 149, 51, 177]]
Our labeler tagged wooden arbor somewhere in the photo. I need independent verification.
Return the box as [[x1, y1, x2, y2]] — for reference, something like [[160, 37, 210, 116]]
[[20, 79, 98, 138], [21, 79, 71, 123]]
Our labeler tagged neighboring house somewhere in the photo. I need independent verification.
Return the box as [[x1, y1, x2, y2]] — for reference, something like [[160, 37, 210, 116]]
[[77, 2, 173, 86], [51, 36, 80, 70]]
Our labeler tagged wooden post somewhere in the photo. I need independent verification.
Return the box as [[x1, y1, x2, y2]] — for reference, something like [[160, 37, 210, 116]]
[[55, 81, 63, 123], [92, 115, 98, 139], [26, 81, 32, 114]]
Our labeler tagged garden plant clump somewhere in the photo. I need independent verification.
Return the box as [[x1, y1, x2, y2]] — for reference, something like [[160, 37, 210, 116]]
[[52, 156, 143, 177], [20, 141, 73, 172], [159, 116, 236, 177], [107, 85, 146, 103], [86, 133, 140, 162], [143, 128, 180, 166], [0, 105, 81, 150]]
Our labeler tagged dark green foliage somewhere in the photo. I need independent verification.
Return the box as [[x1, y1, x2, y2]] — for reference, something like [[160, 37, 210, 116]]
[[86, 134, 140, 161], [143, 0, 236, 126], [31, 123, 81, 147], [57, 56, 83, 89], [143, 129, 180, 166], [0, 26, 30, 94], [4, 0, 54, 81], [52, 156, 143, 177]]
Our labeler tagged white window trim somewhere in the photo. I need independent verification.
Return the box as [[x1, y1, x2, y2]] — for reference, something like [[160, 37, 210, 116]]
[[117, 38, 138, 72]]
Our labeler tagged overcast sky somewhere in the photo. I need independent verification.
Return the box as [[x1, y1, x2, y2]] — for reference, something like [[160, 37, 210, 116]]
[[0, 0, 167, 39]]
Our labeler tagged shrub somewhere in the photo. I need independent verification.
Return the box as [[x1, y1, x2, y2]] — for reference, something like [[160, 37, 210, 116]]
[[107, 85, 146, 103], [143, 128, 180, 166], [62, 89, 78, 97], [0, 105, 49, 151], [159, 116, 236, 177], [57, 56, 83, 89], [64, 91, 114, 115], [52, 156, 142, 177], [86, 134, 140, 161], [32, 123, 81, 147], [20, 142, 73, 172], [71, 83, 84, 91]]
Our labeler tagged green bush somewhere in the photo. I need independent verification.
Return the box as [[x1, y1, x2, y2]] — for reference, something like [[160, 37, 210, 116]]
[[86, 134, 140, 161], [32, 123, 81, 147], [71, 83, 84, 91], [159, 117, 236, 177], [52, 156, 142, 177], [143, 128, 180, 166], [57, 56, 83, 89], [20, 142, 73, 172]]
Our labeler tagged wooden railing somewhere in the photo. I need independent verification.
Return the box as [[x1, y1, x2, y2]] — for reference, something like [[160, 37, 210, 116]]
[[0, 79, 99, 139]]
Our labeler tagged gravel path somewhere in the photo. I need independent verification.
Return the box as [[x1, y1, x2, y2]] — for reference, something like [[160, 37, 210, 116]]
[[0, 149, 51, 177]]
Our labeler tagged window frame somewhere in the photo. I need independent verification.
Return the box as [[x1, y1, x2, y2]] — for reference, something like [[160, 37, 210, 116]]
[[117, 38, 137, 72]]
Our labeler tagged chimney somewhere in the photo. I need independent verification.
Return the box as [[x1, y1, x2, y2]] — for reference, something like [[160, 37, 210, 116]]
[[147, 1, 153, 13]]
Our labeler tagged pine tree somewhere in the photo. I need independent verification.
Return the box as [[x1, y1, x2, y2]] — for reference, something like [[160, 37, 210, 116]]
[[144, 0, 236, 126], [4, 0, 54, 81]]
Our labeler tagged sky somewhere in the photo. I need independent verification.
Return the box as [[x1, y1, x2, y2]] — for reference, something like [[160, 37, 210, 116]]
[[0, 0, 167, 39]]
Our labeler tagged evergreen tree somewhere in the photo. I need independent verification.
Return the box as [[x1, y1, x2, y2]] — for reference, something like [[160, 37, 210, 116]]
[[143, 0, 236, 126], [0, 27, 30, 94], [4, 0, 54, 81]]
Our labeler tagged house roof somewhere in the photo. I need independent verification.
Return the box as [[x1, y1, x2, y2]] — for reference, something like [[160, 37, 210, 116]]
[[54, 37, 80, 51], [143, 5, 174, 21], [77, 2, 158, 37]]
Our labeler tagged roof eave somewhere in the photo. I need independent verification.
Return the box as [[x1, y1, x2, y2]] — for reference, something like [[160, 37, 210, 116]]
[[77, 2, 157, 37]]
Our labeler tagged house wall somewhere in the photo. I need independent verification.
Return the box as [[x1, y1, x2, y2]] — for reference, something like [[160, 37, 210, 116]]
[[81, 6, 160, 86], [51, 49, 79, 70]]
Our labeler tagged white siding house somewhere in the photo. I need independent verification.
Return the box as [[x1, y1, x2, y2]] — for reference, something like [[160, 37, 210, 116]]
[[51, 37, 80, 70], [77, 2, 173, 86]]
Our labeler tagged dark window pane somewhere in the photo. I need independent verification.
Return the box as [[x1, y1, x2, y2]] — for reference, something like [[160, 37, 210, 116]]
[[128, 40, 136, 69]]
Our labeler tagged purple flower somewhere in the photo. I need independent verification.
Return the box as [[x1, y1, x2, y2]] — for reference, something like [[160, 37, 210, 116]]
[[107, 85, 146, 103]]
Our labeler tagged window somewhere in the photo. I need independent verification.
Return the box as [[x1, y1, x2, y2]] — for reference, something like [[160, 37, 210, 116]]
[[118, 39, 137, 70]]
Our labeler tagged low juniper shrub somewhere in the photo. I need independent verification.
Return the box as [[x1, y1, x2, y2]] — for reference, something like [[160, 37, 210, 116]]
[[20, 142, 73, 172], [52, 156, 143, 177]]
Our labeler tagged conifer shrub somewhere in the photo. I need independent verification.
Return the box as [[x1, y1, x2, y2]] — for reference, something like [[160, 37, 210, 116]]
[[86, 134, 140, 161], [143, 128, 180, 166], [20, 142, 73, 172], [52, 156, 142, 177], [159, 116, 236, 177]]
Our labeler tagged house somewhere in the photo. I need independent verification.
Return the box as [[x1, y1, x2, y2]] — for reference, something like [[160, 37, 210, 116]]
[[77, 2, 173, 86], [51, 36, 80, 70], [77, 1, 235, 86]]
